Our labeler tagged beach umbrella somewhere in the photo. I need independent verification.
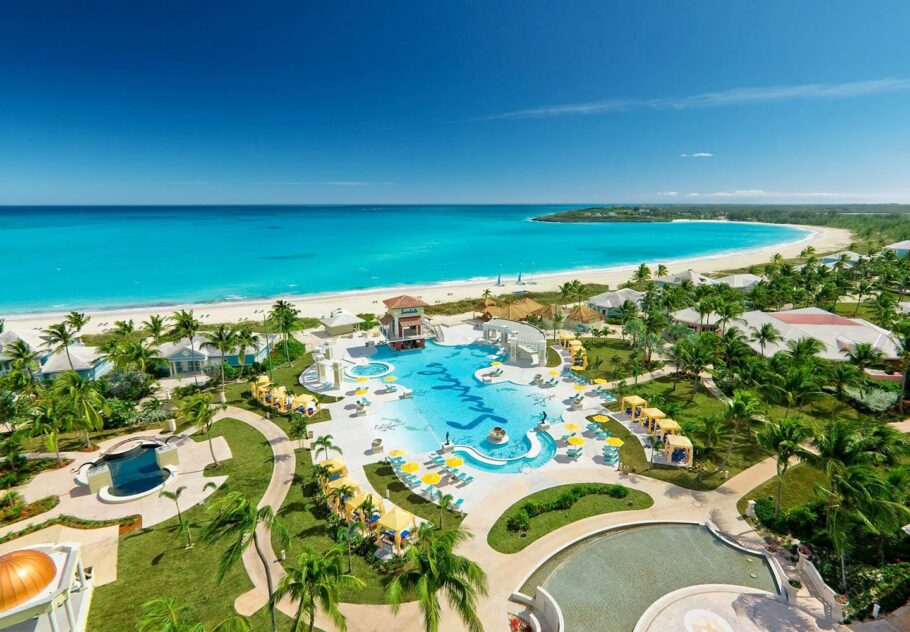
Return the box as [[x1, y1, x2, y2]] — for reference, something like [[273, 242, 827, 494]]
[[548, 370, 561, 376], [422, 472, 442, 485], [445, 456, 464, 468], [573, 384, 587, 391], [593, 378, 607, 385], [567, 435, 585, 446], [570, 365, 584, 371], [389, 448, 407, 457], [355, 388, 369, 396], [490, 361, 503, 367], [356, 376, 369, 383], [606, 437, 624, 447], [319, 457, 346, 472], [564, 423, 580, 431], [592, 415, 608, 423], [401, 462, 420, 474], [384, 376, 398, 382]]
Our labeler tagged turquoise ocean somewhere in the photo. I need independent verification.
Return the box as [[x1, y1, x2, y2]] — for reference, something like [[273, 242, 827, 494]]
[[0, 205, 807, 313]]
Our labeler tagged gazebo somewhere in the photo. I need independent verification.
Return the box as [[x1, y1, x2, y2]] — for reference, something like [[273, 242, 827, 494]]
[[532, 304, 563, 325], [640, 407, 666, 432], [558, 332, 576, 348], [250, 375, 271, 399], [291, 393, 319, 416], [376, 507, 418, 553], [619, 395, 648, 419], [565, 304, 603, 328], [664, 434, 694, 466], [325, 476, 361, 511], [344, 491, 383, 524], [655, 418, 681, 438], [318, 457, 347, 480]]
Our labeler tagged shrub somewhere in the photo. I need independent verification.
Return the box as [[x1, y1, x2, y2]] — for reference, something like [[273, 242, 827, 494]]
[[506, 510, 531, 533], [101, 369, 151, 402]]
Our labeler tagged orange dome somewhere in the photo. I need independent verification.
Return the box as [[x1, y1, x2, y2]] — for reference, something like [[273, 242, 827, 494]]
[[0, 549, 57, 612]]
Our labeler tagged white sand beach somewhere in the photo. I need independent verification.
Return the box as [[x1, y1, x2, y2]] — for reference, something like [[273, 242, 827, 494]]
[[3, 223, 852, 336]]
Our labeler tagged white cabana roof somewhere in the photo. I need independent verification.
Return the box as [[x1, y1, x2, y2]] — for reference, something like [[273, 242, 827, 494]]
[[656, 269, 717, 287], [715, 273, 763, 290], [670, 307, 722, 327], [587, 288, 643, 310], [320, 308, 364, 328], [38, 345, 105, 374]]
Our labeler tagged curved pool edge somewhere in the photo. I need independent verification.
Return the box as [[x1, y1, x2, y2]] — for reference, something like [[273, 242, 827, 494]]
[[632, 583, 781, 632], [510, 519, 785, 632], [452, 429, 543, 464], [98, 465, 178, 504]]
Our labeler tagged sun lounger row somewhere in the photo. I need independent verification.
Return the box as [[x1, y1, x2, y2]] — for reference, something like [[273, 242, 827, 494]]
[[566, 447, 583, 460]]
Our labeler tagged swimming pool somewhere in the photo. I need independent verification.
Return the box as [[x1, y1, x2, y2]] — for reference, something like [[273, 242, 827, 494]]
[[106, 444, 170, 497], [454, 432, 558, 474], [520, 523, 779, 632], [365, 342, 564, 460], [346, 360, 393, 379]]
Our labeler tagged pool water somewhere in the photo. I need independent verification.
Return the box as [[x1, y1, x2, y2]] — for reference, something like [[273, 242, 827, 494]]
[[348, 361, 392, 378], [521, 523, 778, 632], [366, 342, 564, 459], [454, 432, 558, 474], [106, 445, 169, 497]]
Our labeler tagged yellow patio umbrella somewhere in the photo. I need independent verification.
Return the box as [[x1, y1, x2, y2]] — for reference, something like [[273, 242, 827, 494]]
[[593, 378, 607, 385], [570, 365, 584, 371], [384, 375, 398, 382], [256, 375, 271, 385], [548, 370, 561, 376], [592, 415, 608, 423], [573, 384, 587, 391], [388, 448, 407, 457], [356, 376, 369, 383], [564, 423, 580, 431], [605, 437, 624, 447], [445, 456, 464, 467], [490, 361, 503, 366], [567, 435, 585, 446], [355, 388, 369, 396], [421, 472, 442, 485], [401, 462, 420, 474]]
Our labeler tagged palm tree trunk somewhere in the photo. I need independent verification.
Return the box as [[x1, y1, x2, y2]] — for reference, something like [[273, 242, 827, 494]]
[[65, 347, 75, 371], [840, 552, 848, 593], [83, 427, 91, 448], [775, 474, 783, 514], [253, 532, 278, 632], [308, 611, 316, 632], [901, 361, 908, 415], [284, 333, 291, 366], [220, 360, 226, 403], [190, 340, 199, 386], [207, 427, 220, 467]]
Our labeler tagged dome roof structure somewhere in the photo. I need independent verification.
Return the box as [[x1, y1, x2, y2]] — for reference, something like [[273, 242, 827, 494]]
[[0, 549, 57, 612]]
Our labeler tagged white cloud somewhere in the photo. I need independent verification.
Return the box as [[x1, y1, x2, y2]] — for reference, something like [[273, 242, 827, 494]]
[[477, 77, 910, 121], [657, 191, 679, 196], [657, 189, 901, 201], [680, 152, 714, 158]]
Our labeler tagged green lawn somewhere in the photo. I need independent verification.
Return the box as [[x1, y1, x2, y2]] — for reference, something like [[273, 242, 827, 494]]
[[274, 450, 395, 604], [423, 284, 611, 316], [487, 483, 653, 553], [735, 462, 827, 516], [89, 418, 283, 632], [580, 336, 661, 382], [546, 344, 561, 367], [363, 462, 465, 528]]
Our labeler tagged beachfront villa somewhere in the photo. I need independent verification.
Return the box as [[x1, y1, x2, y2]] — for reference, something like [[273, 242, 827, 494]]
[[319, 308, 364, 337], [563, 304, 603, 330], [655, 269, 717, 288], [379, 295, 431, 350], [156, 334, 277, 377], [670, 307, 722, 333], [886, 240, 910, 256], [586, 288, 643, 317], [0, 543, 93, 632], [715, 272, 763, 291], [821, 250, 863, 267], [37, 346, 111, 382]]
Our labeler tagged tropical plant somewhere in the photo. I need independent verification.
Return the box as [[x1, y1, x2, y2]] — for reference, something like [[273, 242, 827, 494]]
[[756, 418, 810, 513], [269, 300, 300, 366], [138, 597, 250, 632], [203, 325, 239, 402], [271, 546, 363, 632], [53, 372, 106, 448], [201, 491, 290, 632], [160, 485, 193, 548], [42, 322, 76, 371], [288, 413, 309, 450], [233, 328, 260, 378], [113, 319, 136, 337], [177, 393, 220, 466], [842, 342, 884, 371], [142, 314, 169, 345], [720, 390, 763, 472], [313, 434, 342, 461], [436, 492, 454, 528], [65, 311, 90, 336], [749, 322, 781, 357], [171, 310, 203, 386], [632, 263, 651, 285]]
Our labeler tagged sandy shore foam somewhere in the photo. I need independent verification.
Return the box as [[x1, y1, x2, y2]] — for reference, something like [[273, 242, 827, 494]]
[[3, 223, 852, 336]]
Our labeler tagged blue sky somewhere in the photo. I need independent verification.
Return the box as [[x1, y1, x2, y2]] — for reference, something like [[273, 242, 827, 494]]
[[1, 1, 909, 205]]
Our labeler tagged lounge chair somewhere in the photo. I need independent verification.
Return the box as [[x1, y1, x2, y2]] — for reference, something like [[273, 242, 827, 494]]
[[386, 384, 398, 393], [452, 498, 465, 512], [567, 447, 582, 460]]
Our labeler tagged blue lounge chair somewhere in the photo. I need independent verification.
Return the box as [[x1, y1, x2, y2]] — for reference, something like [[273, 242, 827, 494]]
[[386, 384, 398, 393], [452, 498, 465, 512]]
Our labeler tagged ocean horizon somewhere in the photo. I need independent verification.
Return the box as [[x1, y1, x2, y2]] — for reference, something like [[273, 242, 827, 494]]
[[0, 205, 807, 314]]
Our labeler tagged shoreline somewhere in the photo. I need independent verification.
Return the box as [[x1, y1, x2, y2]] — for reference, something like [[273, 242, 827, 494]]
[[3, 223, 852, 335]]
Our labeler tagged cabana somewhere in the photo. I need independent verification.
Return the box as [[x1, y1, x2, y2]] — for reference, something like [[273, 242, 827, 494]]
[[376, 507, 418, 553], [640, 407, 666, 432], [291, 393, 319, 416], [344, 491, 383, 525], [250, 375, 271, 399], [325, 476, 361, 510], [558, 332, 576, 348], [318, 457, 347, 480], [664, 434, 694, 466], [619, 395, 648, 419], [655, 418, 681, 439]]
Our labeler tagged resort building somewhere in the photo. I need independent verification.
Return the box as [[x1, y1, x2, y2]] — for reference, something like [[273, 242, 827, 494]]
[[482, 297, 544, 322], [37, 346, 111, 382], [737, 307, 899, 361], [715, 273, 763, 291], [564, 304, 603, 330], [587, 288, 643, 317], [820, 250, 863, 268], [156, 334, 277, 377], [319, 308, 364, 337], [481, 318, 548, 366], [0, 543, 93, 632], [670, 307, 722, 333], [655, 269, 717, 288], [886, 240, 910, 257], [530, 303, 563, 326], [380, 295, 431, 350]]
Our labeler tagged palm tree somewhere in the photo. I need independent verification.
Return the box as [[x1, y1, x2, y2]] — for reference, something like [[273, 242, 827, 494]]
[[387, 524, 487, 632], [892, 324, 910, 414], [53, 372, 106, 448], [632, 263, 651, 285], [714, 300, 744, 333], [271, 546, 363, 632], [177, 393, 220, 466], [113, 319, 136, 337], [171, 309, 202, 386], [142, 314, 169, 344], [770, 365, 823, 415], [233, 328, 260, 378], [756, 418, 810, 514], [5, 338, 38, 382], [65, 311, 90, 336], [29, 397, 67, 463], [313, 434, 342, 461], [122, 339, 162, 373], [358, 313, 381, 330], [828, 362, 862, 403], [852, 277, 875, 316], [139, 597, 251, 632], [802, 419, 871, 478], [720, 390, 763, 472], [551, 312, 564, 341], [655, 264, 669, 278], [749, 322, 781, 357], [204, 325, 239, 403], [269, 300, 300, 366], [42, 321, 76, 371], [336, 519, 360, 574], [288, 413, 309, 450], [160, 485, 193, 548], [842, 342, 884, 371], [201, 492, 290, 632], [436, 493, 454, 528], [690, 414, 731, 464]]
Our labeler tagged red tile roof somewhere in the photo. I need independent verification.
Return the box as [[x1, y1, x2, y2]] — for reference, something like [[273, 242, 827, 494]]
[[383, 295, 428, 309], [771, 312, 859, 327]]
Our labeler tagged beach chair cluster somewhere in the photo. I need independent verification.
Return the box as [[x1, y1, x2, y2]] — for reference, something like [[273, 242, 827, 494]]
[[428, 454, 475, 486], [587, 422, 612, 441], [566, 446, 583, 460], [354, 396, 373, 416], [481, 367, 504, 383], [603, 444, 620, 466]]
